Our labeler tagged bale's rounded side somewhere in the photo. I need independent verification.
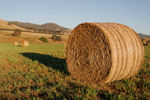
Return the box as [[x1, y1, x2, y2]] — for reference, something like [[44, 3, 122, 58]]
[[13, 41, 19, 46], [22, 41, 29, 47], [66, 22, 144, 84]]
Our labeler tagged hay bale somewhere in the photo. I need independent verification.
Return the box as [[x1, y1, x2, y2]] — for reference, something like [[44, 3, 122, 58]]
[[13, 41, 19, 46], [147, 41, 150, 46], [66, 22, 144, 84], [22, 40, 29, 47], [63, 35, 69, 48]]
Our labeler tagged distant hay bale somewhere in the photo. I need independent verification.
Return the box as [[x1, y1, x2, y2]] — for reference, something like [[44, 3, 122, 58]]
[[62, 35, 69, 56], [147, 41, 150, 46], [62, 35, 69, 48], [22, 40, 29, 47], [66, 22, 144, 84], [62, 34, 69, 42], [13, 41, 19, 46]]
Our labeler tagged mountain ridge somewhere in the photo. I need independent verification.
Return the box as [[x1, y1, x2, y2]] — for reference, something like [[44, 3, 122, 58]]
[[138, 33, 150, 39], [9, 21, 70, 33], [0, 19, 150, 36]]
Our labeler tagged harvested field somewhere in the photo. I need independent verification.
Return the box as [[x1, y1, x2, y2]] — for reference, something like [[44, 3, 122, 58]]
[[66, 22, 144, 84], [0, 43, 149, 99]]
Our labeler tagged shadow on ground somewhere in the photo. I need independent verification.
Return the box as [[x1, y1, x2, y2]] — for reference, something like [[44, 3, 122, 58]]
[[21, 53, 69, 75]]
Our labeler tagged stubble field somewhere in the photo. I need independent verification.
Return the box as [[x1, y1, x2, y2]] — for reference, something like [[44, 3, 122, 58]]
[[0, 43, 149, 99]]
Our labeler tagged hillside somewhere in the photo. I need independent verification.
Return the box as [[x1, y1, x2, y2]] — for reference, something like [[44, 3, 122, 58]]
[[0, 19, 26, 30], [138, 33, 150, 39], [9, 21, 70, 33]]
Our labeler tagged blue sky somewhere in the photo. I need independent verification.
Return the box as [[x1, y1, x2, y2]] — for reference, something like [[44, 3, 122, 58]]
[[0, 0, 150, 35]]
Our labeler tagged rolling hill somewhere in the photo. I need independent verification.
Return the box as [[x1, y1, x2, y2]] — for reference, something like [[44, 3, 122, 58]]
[[0, 19, 26, 30], [138, 33, 150, 39], [9, 21, 70, 33]]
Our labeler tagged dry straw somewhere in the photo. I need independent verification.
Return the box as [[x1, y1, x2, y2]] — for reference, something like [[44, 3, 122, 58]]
[[22, 40, 29, 47], [66, 22, 144, 84], [13, 41, 19, 46]]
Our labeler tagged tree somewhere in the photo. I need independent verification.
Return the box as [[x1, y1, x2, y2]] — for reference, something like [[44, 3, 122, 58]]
[[11, 29, 22, 36]]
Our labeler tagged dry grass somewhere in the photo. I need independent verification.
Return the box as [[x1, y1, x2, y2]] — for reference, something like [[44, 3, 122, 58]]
[[0, 19, 26, 30], [0, 30, 68, 44], [0, 43, 149, 99]]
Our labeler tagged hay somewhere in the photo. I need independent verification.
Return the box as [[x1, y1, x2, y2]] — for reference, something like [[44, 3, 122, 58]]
[[13, 41, 19, 46], [63, 35, 69, 47], [66, 22, 144, 84], [148, 42, 150, 46], [22, 40, 29, 47]]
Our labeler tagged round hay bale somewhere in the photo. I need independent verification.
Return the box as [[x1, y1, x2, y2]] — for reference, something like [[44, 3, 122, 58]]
[[13, 41, 19, 46], [22, 40, 29, 47], [66, 22, 144, 84], [63, 35, 69, 48]]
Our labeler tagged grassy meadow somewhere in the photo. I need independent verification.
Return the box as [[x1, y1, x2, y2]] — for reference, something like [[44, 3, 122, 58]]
[[0, 43, 149, 99]]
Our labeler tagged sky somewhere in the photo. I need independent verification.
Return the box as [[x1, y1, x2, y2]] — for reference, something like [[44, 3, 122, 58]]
[[0, 0, 150, 35]]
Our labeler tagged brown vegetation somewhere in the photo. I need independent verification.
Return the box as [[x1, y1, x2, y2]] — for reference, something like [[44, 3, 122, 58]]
[[142, 38, 150, 46], [11, 29, 22, 36], [66, 22, 144, 84], [0, 19, 26, 30]]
